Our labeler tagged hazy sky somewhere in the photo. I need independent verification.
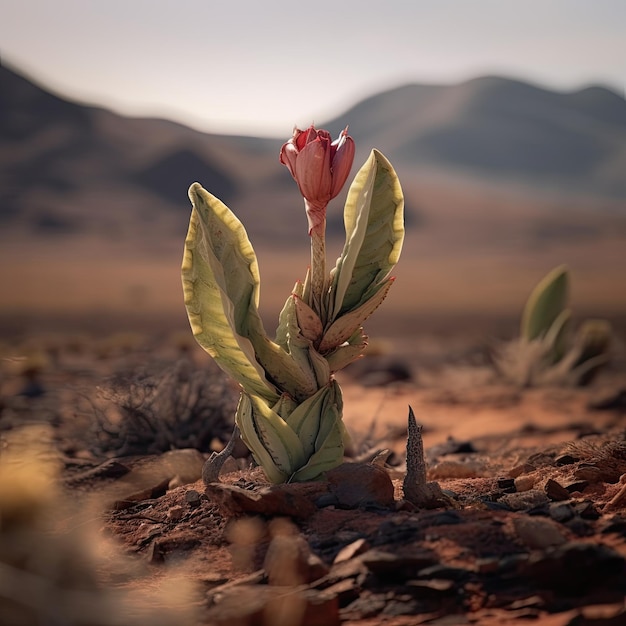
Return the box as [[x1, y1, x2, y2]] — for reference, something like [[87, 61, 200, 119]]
[[2, 0, 625, 137]]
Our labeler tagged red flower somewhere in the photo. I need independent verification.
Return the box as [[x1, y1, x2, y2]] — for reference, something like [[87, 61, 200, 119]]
[[280, 125, 355, 232]]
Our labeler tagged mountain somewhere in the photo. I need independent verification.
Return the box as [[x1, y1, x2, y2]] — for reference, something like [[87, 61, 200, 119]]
[[323, 76, 626, 197], [2, 61, 625, 248], [0, 61, 280, 240]]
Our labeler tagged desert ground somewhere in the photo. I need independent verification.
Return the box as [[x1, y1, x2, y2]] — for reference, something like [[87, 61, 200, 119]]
[[1, 183, 626, 625], [1, 256, 626, 626]]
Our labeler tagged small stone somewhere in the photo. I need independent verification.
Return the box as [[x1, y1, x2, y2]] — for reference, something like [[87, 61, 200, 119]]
[[574, 465, 603, 483], [555, 454, 579, 466], [206, 584, 341, 626], [360, 549, 438, 580], [545, 479, 571, 502], [333, 538, 369, 564], [548, 502, 575, 523], [416, 563, 470, 582], [429, 460, 484, 479], [497, 477, 516, 493], [499, 489, 548, 511], [475, 557, 500, 574], [513, 516, 567, 549], [509, 463, 535, 478], [574, 500, 600, 520], [565, 480, 589, 494], [167, 506, 184, 522], [327, 463, 395, 509], [204, 482, 320, 519], [185, 489, 202, 507], [514, 475, 536, 492]]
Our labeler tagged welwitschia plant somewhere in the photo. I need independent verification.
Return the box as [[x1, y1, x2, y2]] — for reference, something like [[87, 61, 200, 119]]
[[182, 126, 404, 482], [495, 265, 612, 387]]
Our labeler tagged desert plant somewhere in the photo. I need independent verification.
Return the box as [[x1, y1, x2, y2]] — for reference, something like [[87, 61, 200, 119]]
[[95, 358, 237, 455], [495, 265, 612, 387], [182, 125, 404, 482]]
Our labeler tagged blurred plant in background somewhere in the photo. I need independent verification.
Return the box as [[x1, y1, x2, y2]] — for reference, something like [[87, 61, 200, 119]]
[[495, 265, 612, 387], [182, 125, 404, 482], [0, 425, 197, 625]]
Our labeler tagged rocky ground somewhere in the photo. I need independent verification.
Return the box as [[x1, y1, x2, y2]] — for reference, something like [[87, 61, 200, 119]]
[[1, 325, 626, 625]]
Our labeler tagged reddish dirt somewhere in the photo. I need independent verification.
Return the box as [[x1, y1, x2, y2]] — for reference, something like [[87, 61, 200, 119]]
[[1, 325, 626, 625]]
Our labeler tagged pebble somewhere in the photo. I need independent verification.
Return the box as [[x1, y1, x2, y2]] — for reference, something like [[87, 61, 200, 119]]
[[167, 506, 184, 522], [548, 502, 575, 523], [544, 478, 571, 502], [428, 460, 485, 479], [185, 489, 202, 507], [513, 516, 567, 549], [499, 489, 548, 511], [514, 475, 536, 492]]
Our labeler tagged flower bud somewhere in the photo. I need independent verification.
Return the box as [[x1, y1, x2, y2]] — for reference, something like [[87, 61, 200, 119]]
[[280, 125, 355, 232]]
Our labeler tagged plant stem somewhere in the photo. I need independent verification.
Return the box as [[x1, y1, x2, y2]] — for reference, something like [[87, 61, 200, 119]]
[[310, 218, 327, 321]]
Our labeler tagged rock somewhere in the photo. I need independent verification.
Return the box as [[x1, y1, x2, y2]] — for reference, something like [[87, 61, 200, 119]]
[[204, 482, 320, 519], [428, 460, 485, 479], [333, 538, 370, 564], [548, 502, 575, 523], [497, 477, 516, 493], [206, 584, 341, 626], [167, 505, 184, 522], [499, 489, 549, 511], [509, 463, 536, 478], [149, 533, 200, 563], [327, 463, 395, 509], [513, 516, 568, 549], [565, 480, 590, 494], [514, 475, 536, 492], [185, 489, 202, 507], [360, 549, 439, 580], [574, 500, 600, 520], [555, 454, 579, 466], [545, 478, 572, 502]]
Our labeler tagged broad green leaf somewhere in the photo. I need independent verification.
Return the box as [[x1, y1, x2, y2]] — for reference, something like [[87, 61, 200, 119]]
[[235, 394, 286, 483], [544, 308, 571, 363], [291, 381, 344, 482], [185, 184, 317, 402], [236, 393, 306, 483], [182, 195, 278, 404], [319, 278, 394, 353], [328, 150, 404, 323], [521, 265, 569, 341], [285, 385, 330, 459]]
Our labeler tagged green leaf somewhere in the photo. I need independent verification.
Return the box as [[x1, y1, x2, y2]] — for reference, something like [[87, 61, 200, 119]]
[[328, 150, 404, 323], [521, 265, 569, 341], [235, 394, 286, 483], [286, 385, 331, 459], [181, 190, 278, 404], [543, 308, 571, 363], [236, 393, 306, 483], [319, 278, 394, 353], [276, 282, 304, 351], [183, 184, 317, 402], [291, 382, 344, 481]]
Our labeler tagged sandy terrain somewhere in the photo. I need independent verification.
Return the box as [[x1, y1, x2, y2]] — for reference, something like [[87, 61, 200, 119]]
[[1, 315, 625, 625]]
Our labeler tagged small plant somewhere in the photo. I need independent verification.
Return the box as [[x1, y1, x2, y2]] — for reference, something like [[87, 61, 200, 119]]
[[495, 265, 612, 387], [182, 125, 404, 482]]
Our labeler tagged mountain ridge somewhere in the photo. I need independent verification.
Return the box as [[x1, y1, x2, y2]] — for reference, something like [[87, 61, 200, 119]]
[[2, 61, 625, 246]]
